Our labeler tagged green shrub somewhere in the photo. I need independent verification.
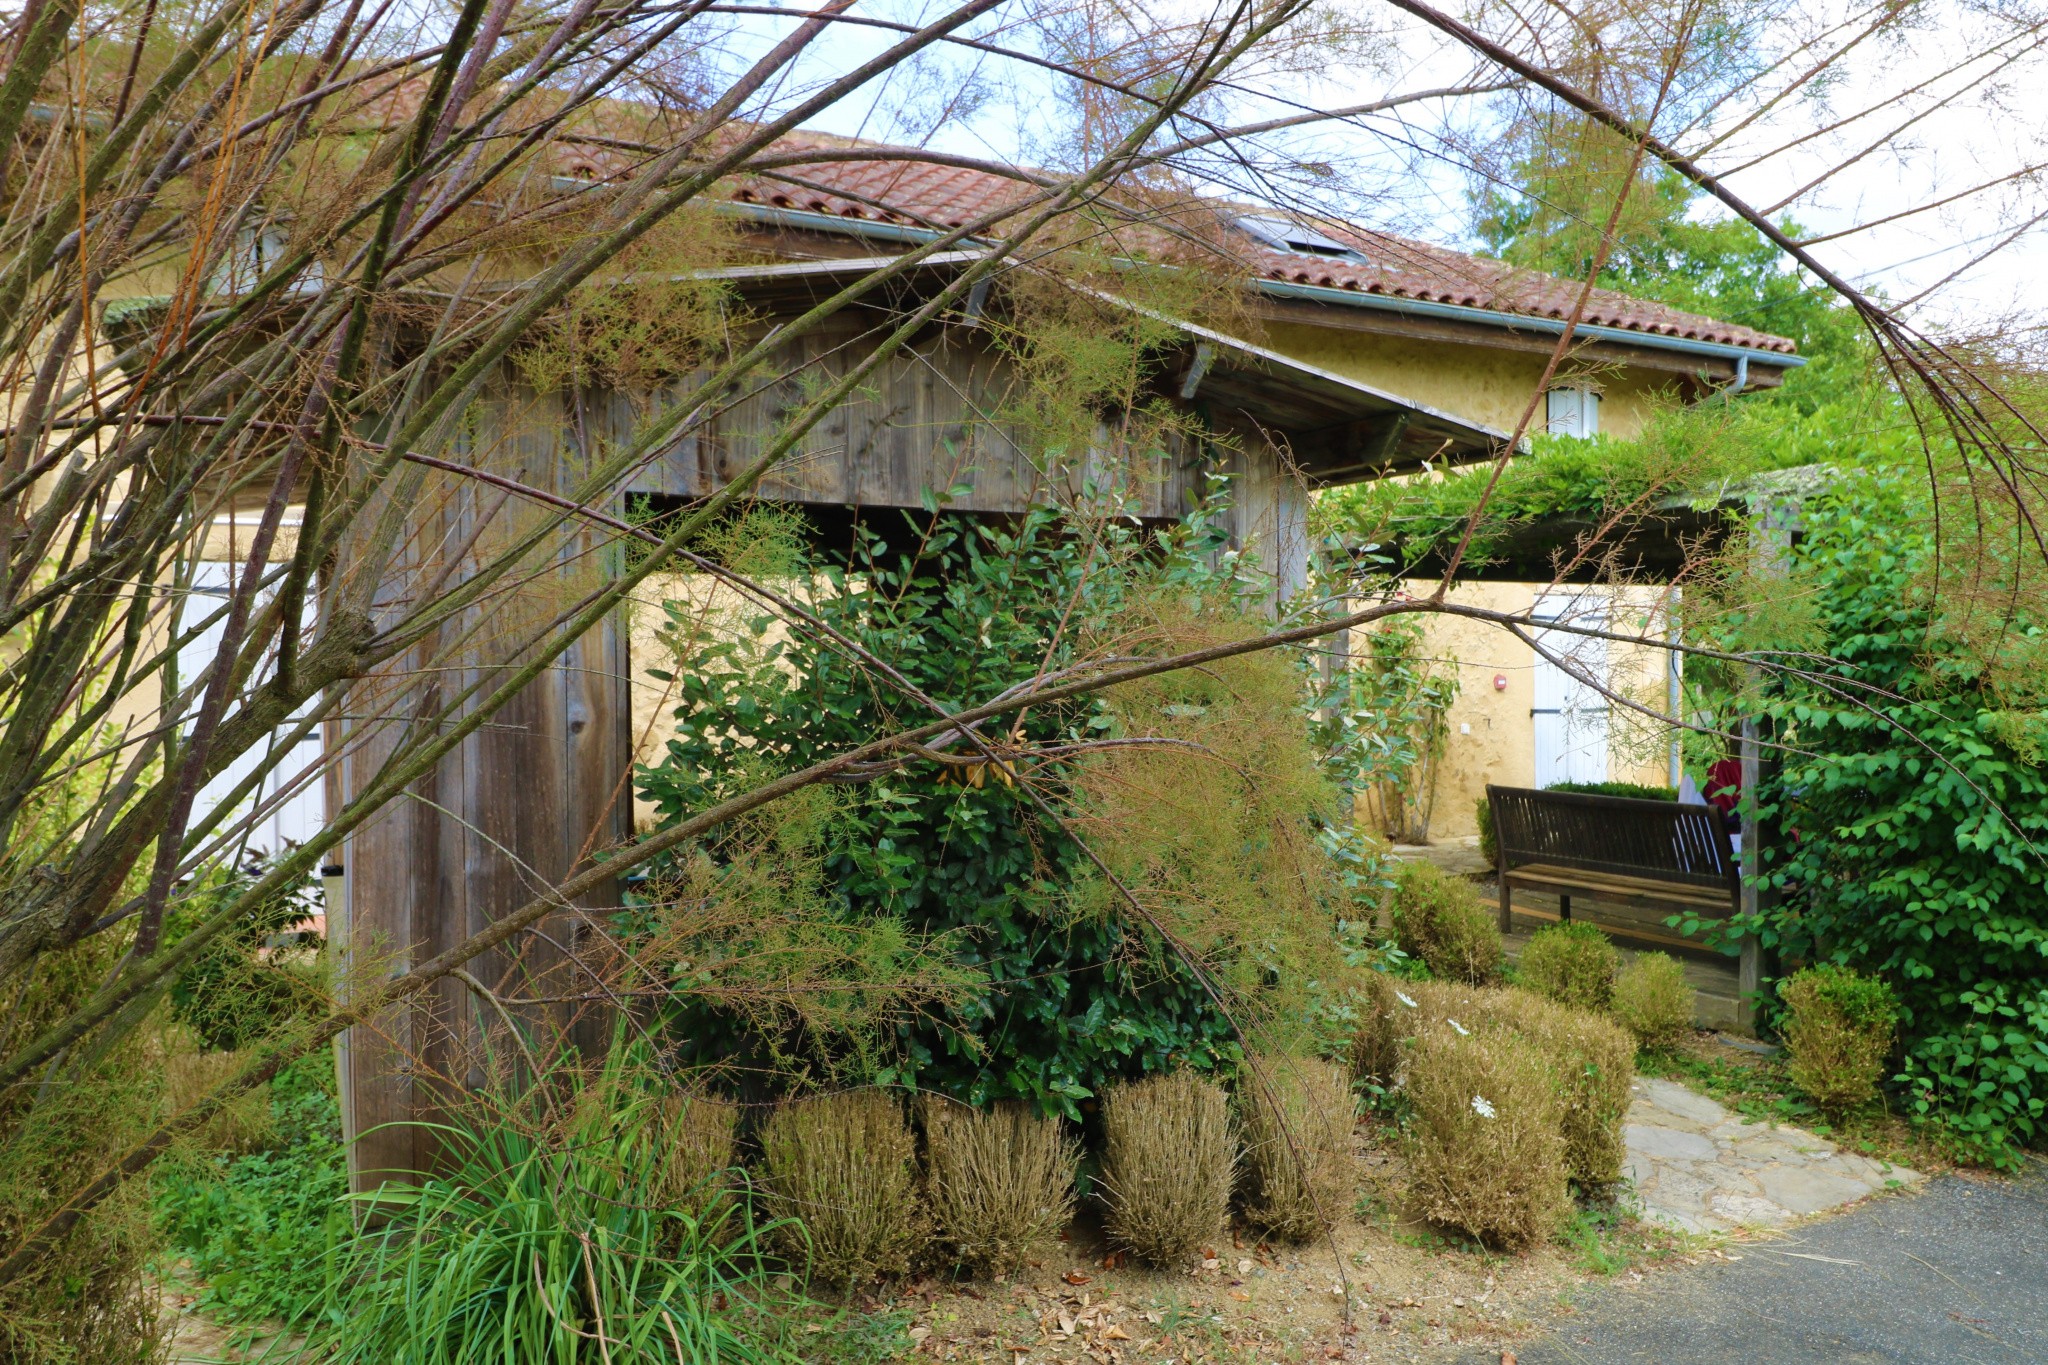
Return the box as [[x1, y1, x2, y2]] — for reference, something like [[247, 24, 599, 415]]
[[154, 1052, 346, 1325], [1099, 1071, 1235, 1266], [1235, 1055, 1354, 1242], [1779, 965, 1899, 1114], [168, 867, 323, 1053], [301, 1049, 795, 1363], [760, 1090, 922, 1286], [1475, 797, 1497, 865], [1517, 922, 1619, 1011], [1403, 1023, 1571, 1250], [1388, 862, 1502, 984], [1613, 953, 1697, 1052], [637, 507, 1350, 1116], [1686, 470, 2048, 1166], [1543, 781, 1677, 802], [922, 1098, 1077, 1275]]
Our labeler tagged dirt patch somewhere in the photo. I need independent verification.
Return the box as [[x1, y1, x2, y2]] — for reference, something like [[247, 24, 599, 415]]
[[862, 1128, 1705, 1363]]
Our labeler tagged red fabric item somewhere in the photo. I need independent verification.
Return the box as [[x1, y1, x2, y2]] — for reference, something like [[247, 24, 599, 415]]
[[1705, 757, 1743, 815]]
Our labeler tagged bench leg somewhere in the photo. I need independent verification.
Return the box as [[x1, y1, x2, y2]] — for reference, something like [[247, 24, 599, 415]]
[[1498, 877, 1512, 934], [1558, 893, 1571, 923]]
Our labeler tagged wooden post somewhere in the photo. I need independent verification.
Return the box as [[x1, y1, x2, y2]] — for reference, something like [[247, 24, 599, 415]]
[[1733, 493, 1799, 1036], [330, 381, 631, 1191], [1738, 715, 1764, 1033]]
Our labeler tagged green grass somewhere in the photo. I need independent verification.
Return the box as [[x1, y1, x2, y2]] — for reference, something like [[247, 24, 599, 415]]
[[291, 1047, 805, 1364]]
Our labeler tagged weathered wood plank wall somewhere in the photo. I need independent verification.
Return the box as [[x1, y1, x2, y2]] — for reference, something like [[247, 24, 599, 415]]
[[333, 382, 630, 1191]]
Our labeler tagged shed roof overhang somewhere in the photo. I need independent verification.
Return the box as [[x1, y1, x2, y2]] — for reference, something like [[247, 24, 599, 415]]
[[699, 251, 1517, 478]]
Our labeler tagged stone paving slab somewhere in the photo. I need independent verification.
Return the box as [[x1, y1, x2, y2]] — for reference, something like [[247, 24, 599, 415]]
[[1624, 1076, 1923, 1233]]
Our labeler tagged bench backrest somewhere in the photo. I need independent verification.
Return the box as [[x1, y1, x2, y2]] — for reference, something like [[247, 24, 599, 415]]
[[1487, 785, 1740, 902]]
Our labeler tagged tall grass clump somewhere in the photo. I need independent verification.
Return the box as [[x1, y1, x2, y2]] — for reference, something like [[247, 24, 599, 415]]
[[1099, 1072, 1234, 1266], [304, 1053, 797, 1364], [1236, 1056, 1355, 1242], [759, 1089, 922, 1287], [1403, 1024, 1570, 1250], [1516, 922, 1619, 1011], [1612, 953, 1697, 1052], [1779, 966, 1900, 1114], [1388, 862, 1502, 984], [922, 1098, 1078, 1275]]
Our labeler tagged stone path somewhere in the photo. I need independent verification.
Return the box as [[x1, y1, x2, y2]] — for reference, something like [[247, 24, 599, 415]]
[[1623, 1075, 1922, 1233]]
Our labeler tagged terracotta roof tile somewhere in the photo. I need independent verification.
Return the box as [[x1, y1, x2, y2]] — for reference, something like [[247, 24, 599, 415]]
[[715, 131, 1796, 356]]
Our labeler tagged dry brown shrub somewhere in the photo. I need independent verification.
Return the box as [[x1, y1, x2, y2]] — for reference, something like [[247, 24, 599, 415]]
[[759, 1089, 922, 1286], [1099, 1071, 1234, 1266], [656, 1091, 740, 1226], [1482, 989, 1636, 1188], [1348, 970, 1406, 1084], [922, 1098, 1078, 1275], [162, 1045, 273, 1154], [1612, 952, 1697, 1052], [1358, 979, 1632, 1188], [1348, 975, 1488, 1086], [1403, 1024, 1571, 1250], [1236, 1055, 1355, 1242]]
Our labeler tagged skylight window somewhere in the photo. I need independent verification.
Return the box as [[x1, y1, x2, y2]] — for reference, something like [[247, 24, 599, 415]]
[[1234, 214, 1367, 263]]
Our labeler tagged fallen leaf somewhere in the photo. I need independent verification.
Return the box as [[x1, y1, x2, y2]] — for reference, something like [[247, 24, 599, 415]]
[[1201, 1258, 1222, 1271], [1501, 1353, 1518, 1365], [1063, 1271, 1092, 1286], [1236, 1258, 1253, 1275], [1228, 1291, 1251, 1302], [908, 1327, 932, 1344], [1103, 1325, 1131, 1341]]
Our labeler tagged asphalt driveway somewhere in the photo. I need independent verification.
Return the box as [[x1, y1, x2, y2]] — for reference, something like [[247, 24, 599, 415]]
[[1460, 1161, 2047, 1364]]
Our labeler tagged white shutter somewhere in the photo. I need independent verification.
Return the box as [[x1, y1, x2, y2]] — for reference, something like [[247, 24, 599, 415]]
[[174, 563, 325, 861], [1545, 386, 1600, 438]]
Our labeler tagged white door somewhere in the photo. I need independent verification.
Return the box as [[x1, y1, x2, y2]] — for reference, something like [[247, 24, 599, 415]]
[[1532, 592, 1610, 787], [175, 562, 325, 862]]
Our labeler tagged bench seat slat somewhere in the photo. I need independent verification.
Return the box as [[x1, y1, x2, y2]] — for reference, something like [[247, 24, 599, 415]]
[[1504, 863, 1735, 913]]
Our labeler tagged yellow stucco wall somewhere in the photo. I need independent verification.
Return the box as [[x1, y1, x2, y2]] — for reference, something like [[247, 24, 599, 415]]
[[1258, 321, 1678, 440], [1361, 581, 1676, 843]]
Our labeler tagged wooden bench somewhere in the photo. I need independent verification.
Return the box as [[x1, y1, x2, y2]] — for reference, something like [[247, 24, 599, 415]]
[[1486, 783, 1745, 953]]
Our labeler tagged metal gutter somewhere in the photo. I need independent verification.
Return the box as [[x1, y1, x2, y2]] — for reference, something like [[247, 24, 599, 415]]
[[714, 201, 976, 249], [1250, 276, 1805, 369]]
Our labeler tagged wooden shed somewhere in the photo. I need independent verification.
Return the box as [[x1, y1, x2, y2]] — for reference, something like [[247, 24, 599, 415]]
[[326, 247, 1510, 1186]]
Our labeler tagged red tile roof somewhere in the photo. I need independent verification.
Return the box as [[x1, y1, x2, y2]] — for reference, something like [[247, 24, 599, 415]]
[[717, 131, 1798, 356]]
